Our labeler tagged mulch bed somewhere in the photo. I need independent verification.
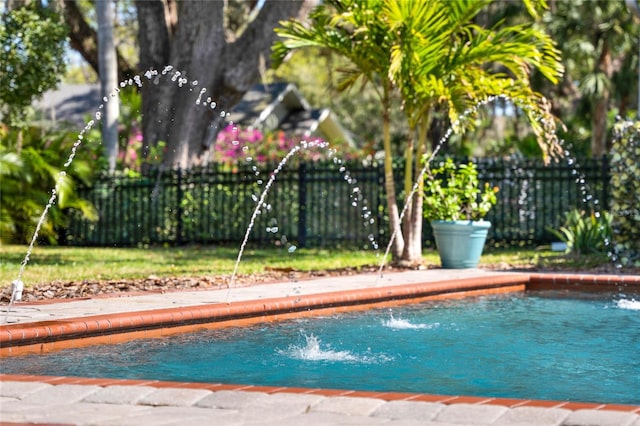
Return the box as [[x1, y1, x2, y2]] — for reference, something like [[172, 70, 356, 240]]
[[0, 265, 382, 303], [2, 262, 638, 304]]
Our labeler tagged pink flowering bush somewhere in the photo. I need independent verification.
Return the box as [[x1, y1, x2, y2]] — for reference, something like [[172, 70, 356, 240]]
[[82, 88, 165, 176], [118, 124, 142, 170], [214, 124, 356, 167], [214, 124, 264, 164]]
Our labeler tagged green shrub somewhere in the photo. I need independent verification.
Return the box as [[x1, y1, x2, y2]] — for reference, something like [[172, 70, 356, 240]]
[[549, 208, 613, 255], [0, 125, 97, 244], [0, 5, 67, 128], [423, 158, 498, 221], [610, 120, 640, 267]]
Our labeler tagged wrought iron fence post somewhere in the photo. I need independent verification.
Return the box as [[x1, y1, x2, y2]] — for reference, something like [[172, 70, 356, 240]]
[[176, 168, 183, 244], [298, 162, 307, 248], [376, 162, 386, 246], [601, 155, 610, 211]]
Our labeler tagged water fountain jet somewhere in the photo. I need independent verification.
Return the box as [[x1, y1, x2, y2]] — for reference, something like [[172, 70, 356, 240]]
[[226, 138, 381, 295], [4, 67, 218, 320]]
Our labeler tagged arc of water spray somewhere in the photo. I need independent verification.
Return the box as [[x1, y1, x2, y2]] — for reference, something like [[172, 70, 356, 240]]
[[225, 140, 334, 302], [4, 67, 204, 322], [4, 112, 107, 321], [223, 135, 384, 303]]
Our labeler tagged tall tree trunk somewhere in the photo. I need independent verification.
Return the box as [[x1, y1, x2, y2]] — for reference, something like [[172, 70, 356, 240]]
[[135, 0, 304, 169], [400, 180, 424, 265], [381, 85, 405, 261], [400, 131, 415, 265], [96, 0, 119, 173], [400, 120, 427, 266], [135, 0, 173, 161], [591, 39, 613, 157], [64, 0, 135, 81]]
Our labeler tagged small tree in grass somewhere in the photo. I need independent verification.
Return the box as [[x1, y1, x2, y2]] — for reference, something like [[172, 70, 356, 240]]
[[273, 0, 563, 265], [0, 4, 67, 132]]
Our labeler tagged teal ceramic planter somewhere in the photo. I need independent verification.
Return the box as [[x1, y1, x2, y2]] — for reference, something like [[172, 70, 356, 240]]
[[431, 220, 491, 269]]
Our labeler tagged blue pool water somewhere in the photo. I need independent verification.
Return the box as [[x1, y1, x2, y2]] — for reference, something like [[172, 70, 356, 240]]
[[2, 292, 639, 404]]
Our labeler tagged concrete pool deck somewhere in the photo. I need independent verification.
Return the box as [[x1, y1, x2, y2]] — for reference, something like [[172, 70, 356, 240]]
[[1, 269, 640, 425]]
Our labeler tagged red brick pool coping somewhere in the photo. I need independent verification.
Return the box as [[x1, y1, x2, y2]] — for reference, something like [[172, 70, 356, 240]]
[[3, 272, 640, 355], [1, 273, 532, 354], [2, 373, 639, 415], [1, 271, 640, 415]]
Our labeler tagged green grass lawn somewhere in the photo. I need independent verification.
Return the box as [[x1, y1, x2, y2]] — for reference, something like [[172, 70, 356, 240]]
[[0, 244, 385, 285], [0, 243, 613, 288]]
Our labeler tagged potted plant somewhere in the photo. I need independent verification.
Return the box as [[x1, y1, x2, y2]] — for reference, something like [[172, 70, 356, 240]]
[[423, 158, 498, 268]]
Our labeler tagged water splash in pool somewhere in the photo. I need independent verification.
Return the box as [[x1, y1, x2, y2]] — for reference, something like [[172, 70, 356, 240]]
[[279, 333, 357, 361], [382, 310, 439, 330], [278, 332, 392, 364], [616, 298, 640, 311]]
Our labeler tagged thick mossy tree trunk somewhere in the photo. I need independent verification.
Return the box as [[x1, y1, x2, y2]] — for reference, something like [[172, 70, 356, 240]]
[[135, 0, 304, 169]]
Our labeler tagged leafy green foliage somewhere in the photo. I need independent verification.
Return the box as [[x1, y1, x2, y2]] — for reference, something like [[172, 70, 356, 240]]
[[0, 5, 67, 128], [540, 0, 638, 155], [609, 120, 640, 266], [423, 158, 498, 221], [548, 208, 613, 255], [0, 126, 97, 244], [380, 0, 564, 162], [274, 0, 564, 263]]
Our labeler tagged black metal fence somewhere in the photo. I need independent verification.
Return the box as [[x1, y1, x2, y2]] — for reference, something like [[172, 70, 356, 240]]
[[63, 156, 610, 249]]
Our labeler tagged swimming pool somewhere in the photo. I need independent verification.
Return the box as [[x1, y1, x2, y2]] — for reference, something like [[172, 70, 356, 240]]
[[2, 291, 639, 405]]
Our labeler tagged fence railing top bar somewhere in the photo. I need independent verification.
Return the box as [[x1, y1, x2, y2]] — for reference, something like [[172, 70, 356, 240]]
[[90, 155, 609, 180]]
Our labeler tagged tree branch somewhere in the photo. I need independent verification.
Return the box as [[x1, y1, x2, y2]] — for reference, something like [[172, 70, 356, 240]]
[[135, 0, 173, 71], [224, 0, 303, 94], [64, 0, 135, 80]]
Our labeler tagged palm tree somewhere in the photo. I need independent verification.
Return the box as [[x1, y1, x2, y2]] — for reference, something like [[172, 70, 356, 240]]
[[543, 0, 637, 156], [273, 0, 563, 265], [274, 0, 407, 260], [386, 0, 563, 261]]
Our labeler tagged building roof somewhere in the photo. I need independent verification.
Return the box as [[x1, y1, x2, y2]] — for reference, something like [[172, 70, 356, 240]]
[[33, 82, 355, 146], [33, 84, 102, 128], [226, 82, 355, 146]]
